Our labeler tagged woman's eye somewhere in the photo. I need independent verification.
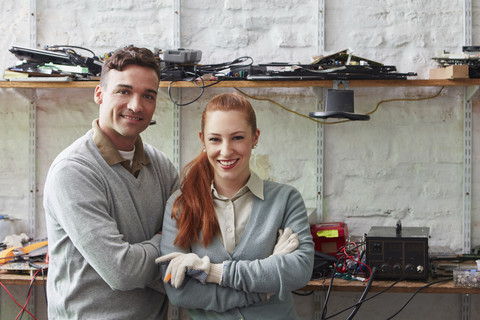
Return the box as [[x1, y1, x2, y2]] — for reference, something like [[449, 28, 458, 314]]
[[209, 137, 220, 142], [233, 136, 244, 140]]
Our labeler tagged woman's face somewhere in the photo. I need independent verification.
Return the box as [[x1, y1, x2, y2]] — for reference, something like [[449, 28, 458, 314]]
[[200, 110, 260, 194]]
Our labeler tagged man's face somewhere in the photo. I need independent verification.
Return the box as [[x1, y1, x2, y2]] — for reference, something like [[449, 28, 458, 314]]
[[94, 64, 159, 150]]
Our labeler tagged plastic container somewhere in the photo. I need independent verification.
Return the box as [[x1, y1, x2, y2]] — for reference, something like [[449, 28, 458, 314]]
[[453, 267, 480, 288]]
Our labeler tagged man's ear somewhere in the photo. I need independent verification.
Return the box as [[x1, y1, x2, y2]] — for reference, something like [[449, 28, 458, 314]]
[[94, 85, 103, 105]]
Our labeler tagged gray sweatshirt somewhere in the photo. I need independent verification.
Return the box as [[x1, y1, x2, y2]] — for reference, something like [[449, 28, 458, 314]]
[[161, 179, 314, 320], [44, 129, 179, 320]]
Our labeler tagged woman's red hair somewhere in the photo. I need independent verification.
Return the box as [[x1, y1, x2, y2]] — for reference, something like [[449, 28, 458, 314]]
[[172, 92, 257, 248]]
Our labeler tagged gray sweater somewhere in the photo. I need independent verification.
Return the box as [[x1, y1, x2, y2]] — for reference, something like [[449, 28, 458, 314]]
[[44, 130, 179, 319], [160, 180, 314, 320]]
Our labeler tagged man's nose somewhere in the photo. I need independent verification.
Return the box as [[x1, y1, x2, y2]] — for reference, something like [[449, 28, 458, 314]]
[[127, 95, 143, 113]]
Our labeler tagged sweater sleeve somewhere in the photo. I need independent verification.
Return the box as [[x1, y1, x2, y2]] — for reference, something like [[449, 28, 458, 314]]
[[220, 184, 315, 301], [44, 158, 169, 291], [159, 193, 267, 312]]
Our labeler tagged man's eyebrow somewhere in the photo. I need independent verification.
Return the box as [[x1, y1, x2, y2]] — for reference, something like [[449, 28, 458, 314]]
[[115, 84, 157, 95], [146, 88, 158, 95], [115, 84, 133, 90]]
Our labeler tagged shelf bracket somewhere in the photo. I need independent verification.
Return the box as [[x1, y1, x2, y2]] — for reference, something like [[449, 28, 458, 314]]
[[333, 80, 349, 90], [310, 87, 325, 223], [465, 85, 479, 101]]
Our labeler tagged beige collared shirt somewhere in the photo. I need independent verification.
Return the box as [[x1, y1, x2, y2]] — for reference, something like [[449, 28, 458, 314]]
[[212, 171, 264, 254], [91, 119, 149, 177]]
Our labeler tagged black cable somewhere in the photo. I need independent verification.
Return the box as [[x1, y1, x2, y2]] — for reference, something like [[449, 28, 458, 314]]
[[44, 45, 96, 57], [293, 290, 313, 296], [167, 79, 205, 106], [321, 254, 346, 320], [324, 276, 407, 319], [196, 56, 253, 73], [18, 269, 41, 320], [346, 267, 377, 320], [385, 277, 453, 320], [28, 261, 48, 306]]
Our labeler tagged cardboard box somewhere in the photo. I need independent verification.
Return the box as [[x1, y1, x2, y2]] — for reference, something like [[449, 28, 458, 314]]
[[429, 65, 469, 79]]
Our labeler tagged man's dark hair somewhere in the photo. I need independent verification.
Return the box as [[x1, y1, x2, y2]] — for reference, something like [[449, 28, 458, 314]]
[[100, 47, 161, 86]]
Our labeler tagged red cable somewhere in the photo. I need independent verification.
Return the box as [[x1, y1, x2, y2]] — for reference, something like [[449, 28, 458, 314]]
[[15, 269, 41, 320], [0, 280, 38, 320]]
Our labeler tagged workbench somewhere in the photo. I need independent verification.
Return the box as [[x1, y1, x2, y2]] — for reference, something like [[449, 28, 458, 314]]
[[302, 277, 480, 294], [2, 270, 480, 295]]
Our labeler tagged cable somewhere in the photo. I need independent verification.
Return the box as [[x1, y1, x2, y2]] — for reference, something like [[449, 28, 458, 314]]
[[234, 86, 446, 125], [385, 277, 452, 319], [196, 56, 253, 74], [234, 87, 331, 124], [28, 261, 48, 306], [44, 45, 96, 58], [320, 253, 347, 320], [366, 86, 444, 116], [0, 280, 38, 320], [16, 269, 42, 320], [165, 56, 253, 106], [323, 276, 406, 320], [167, 79, 205, 106], [346, 267, 377, 320], [292, 290, 313, 296]]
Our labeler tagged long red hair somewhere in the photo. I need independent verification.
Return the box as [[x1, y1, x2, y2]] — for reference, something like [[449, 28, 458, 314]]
[[172, 92, 257, 248]]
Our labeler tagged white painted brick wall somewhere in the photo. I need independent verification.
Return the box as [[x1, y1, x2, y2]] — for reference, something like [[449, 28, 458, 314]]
[[1, 1, 479, 319]]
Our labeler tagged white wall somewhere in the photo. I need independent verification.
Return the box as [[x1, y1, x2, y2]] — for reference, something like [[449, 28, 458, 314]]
[[1, 1, 479, 319]]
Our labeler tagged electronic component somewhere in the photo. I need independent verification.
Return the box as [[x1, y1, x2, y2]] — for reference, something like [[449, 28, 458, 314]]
[[311, 222, 348, 256], [163, 49, 202, 64], [366, 222, 429, 280]]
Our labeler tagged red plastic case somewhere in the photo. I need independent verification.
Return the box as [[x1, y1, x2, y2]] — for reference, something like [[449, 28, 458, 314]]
[[310, 222, 348, 256]]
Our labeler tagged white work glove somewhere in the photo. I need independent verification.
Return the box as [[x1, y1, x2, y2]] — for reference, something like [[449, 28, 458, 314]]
[[273, 227, 299, 255], [155, 252, 223, 288]]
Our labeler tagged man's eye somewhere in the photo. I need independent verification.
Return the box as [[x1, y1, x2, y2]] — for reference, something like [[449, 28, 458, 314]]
[[118, 90, 129, 94], [144, 94, 155, 100]]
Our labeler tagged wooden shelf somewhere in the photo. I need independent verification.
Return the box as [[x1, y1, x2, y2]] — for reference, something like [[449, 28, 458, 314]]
[[1, 79, 480, 89], [301, 277, 480, 294], [2, 271, 480, 295], [0, 271, 46, 286]]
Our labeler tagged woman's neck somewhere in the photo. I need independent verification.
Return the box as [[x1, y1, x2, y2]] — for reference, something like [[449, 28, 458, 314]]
[[214, 176, 249, 199]]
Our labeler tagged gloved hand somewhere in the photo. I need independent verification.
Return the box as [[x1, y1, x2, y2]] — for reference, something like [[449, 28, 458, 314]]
[[273, 227, 299, 255], [155, 252, 223, 288]]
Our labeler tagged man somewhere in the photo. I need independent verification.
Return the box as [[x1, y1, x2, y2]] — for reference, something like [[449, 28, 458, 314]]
[[44, 47, 179, 319]]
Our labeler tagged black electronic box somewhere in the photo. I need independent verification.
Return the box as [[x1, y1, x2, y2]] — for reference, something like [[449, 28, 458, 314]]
[[366, 223, 429, 280]]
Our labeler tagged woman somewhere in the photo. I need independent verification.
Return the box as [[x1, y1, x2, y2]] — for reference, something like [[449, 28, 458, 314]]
[[157, 92, 314, 319]]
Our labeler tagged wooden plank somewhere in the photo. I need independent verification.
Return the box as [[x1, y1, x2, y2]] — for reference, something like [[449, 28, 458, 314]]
[[2, 79, 480, 89], [301, 278, 480, 294], [0, 80, 98, 88], [0, 272, 46, 286], [2, 271, 480, 294]]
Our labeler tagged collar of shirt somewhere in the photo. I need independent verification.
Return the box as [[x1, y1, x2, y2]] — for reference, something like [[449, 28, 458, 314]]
[[91, 119, 149, 176], [211, 171, 264, 201]]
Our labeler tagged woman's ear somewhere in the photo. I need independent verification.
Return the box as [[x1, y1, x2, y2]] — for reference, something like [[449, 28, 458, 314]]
[[253, 129, 260, 146]]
